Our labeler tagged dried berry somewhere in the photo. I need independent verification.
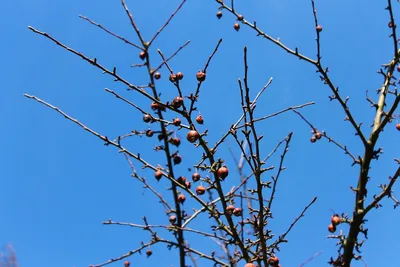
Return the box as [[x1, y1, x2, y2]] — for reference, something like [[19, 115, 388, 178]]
[[154, 170, 163, 181], [172, 117, 182, 126], [177, 176, 186, 185], [173, 154, 182, 165], [268, 256, 280, 266], [233, 207, 242, 217], [237, 15, 244, 21], [169, 73, 177, 82], [244, 264, 256, 267], [196, 115, 204, 124], [234, 23, 240, 31], [328, 224, 336, 233], [172, 96, 184, 109], [396, 123, 400, 131], [146, 250, 152, 257], [187, 130, 200, 143], [146, 129, 154, 137], [124, 261, 130, 267], [310, 136, 317, 143], [316, 25, 323, 32], [217, 166, 229, 179], [154, 72, 161, 80], [139, 51, 147, 60], [192, 172, 201, 182], [169, 137, 181, 147], [143, 114, 152, 123], [216, 11, 223, 19], [176, 72, 184, 80], [331, 215, 341, 226], [226, 204, 235, 215], [177, 194, 186, 204], [315, 132, 322, 140], [169, 215, 177, 224], [196, 185, 206, 195], [196, 71, 206, 82], [185, 181, 191, 189]]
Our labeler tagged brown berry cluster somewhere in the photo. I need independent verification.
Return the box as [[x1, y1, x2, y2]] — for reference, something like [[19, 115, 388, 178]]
[[328, 214, 341, 233], [310, 130, 323, 143]]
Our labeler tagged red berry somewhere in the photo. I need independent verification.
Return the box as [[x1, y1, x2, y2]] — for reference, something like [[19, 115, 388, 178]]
[[169, 137, 181, 147], [177, 194, 186, 204], [154, 72, 161, 80], [268, 256, 280, 265], [196, 185, 206, 195], [315, 132, 322, 139], [177, 176, 186, 185], [124, 260, 130, 267], [226, 204, 235, 215], [237, 15, 244, 21], [172, 117, 182, 126], [196, 115, 204, 124], [196, 71, 206, 82], [328, 224, 336, 233], [216, 11, 223, 19], [146, 129, 154, 137], [173, 154, 182, 165], [316, 25, 323, 32], [217, 166, 229, 179], [187, 130, 200, 143], [234, 23, 240, 31], [169, 215, 176, 224], [154, 170, 163, 181], [192, 172, 201, 182], [245, 264, 256, 267], [139, 51, 147, 60], [331, 215, 341, 226], [143, 114, 152, 123], [233, 207, 242, 217], [176, 72, 184, 80], [169, 73, 177, 82], [172, 96, 184, 109], [146, 250, 152, 257], [151, 102, 165, 112], [310, 136, 317, 143], [396, 123, 400, 131]]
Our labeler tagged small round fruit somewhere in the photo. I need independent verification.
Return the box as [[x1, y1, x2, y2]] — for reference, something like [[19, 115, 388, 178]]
[[217, 166, 229, 179], [177, 176, 186, 185], [176, 72, 184, 80], [268, 256, 279, 265], [185, 181, 191, 189], [237, 15, 244, 21], [187, 130, 200, 143], [226, 204, 235, 215], [173, 154, 182, 165], [196, 185, 206, 195], [328, 224, 336, 233], [173, 117, 182, 126], [154, 72, 161, 80], [316, 25, 323, 32], [177, 194, 186, 204], [310, 136, 317, 143], [151, 102, 159, 111], [233, 207, 242, 217], [331, 215, 341, 226], [389, 21, 394, 28], [169, 215, 177, 224], [154, 170, 163, 181], [396, 123, 400, 131], [315, 132, 322, 139], [146, 250, 152, 257], [196, 115, 204, 124], [216, 11, 223, 19], [146, 129, 154, 137], [192, 172, 201, 182], [172, 96, 184, 109], [196, 71, 206, 82], [124, 260, 130, 267], [169, 137, 181, 147], [143, 114, 152, 123], [234, 23, 240, 31], [169, 73, 177, 82], [245, 263, 256, 267], [139, 51, 147, 60]]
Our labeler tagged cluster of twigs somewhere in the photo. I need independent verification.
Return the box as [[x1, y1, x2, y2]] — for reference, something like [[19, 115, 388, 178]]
[[0, 245, 18, 267], [25, 0, 400, 266]]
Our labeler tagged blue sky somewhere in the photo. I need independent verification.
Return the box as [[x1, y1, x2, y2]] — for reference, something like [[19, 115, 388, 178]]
[[2, 0, 400, 266]]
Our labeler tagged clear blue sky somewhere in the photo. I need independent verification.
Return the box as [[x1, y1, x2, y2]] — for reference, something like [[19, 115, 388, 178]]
[[2, 0, 400, 266]]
